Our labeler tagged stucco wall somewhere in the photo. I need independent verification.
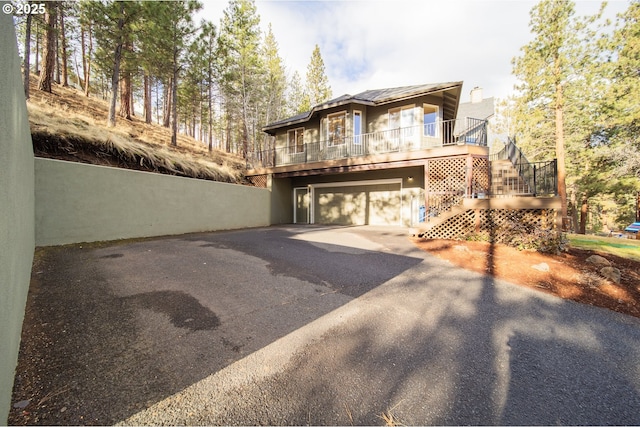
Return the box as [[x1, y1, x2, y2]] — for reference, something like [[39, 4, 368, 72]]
[[0, 10, 36, 424], [35, 159, 271, 246]]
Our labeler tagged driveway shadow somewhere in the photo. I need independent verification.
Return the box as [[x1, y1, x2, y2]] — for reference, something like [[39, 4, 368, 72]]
[[9, 226, 423, 425]]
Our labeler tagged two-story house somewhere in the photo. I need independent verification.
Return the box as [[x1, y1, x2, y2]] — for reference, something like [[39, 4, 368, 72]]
[[247, 81, 560, 239]]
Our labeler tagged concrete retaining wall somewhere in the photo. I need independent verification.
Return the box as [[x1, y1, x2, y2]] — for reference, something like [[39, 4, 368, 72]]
[[35, 158, 271, 246], [0, 11, 36, 424]]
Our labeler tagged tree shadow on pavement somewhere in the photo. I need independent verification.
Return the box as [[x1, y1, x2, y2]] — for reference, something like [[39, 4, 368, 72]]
[[9, 226, 424, 425]]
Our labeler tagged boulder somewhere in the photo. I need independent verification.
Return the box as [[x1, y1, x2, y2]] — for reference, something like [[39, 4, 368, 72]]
[[586, 255, 611, 267], [600, 266, 621, 284], [532, 263, 550, 272]]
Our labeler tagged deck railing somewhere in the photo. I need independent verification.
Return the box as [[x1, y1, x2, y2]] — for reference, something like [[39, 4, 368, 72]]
[[249, 117, 487, 169], [490, 138, 558, 196]]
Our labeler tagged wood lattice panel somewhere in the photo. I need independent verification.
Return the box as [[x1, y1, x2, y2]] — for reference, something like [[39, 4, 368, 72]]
[[471, 157, 490, 195], [422, 210, 476, 240], [428, 158, 467, 193], [247, 174, 268, 188], [421, 208, 557, 241]]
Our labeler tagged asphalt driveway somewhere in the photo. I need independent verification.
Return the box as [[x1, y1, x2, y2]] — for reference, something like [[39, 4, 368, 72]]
[[11, 225, 640, 425]]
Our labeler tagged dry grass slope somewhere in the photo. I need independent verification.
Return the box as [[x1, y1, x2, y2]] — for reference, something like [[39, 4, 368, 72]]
[[27, 75, 247, 184]]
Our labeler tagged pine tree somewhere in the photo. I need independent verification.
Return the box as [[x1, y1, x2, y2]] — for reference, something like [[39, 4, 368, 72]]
[[260, 24, 286, 151], [198, 21, 219, 151], [58, 1, 69, 87], [605, 1, 640, 176], [23, 2, 33, 98], [138, 1, 201, 144], [218, 0, 263, 157], [38, 1, 57, 93], [512, 0, 587, 231], [287, 70, 307, 115], [78, 1, 93, 96], [84, 0, 142, 127], [305, 44, 332, 107]]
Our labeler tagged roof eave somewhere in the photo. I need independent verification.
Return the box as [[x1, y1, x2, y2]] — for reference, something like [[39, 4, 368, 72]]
[[263, 81, 464, 133]]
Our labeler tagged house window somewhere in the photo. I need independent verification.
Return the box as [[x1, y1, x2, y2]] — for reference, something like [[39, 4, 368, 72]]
[[327, 112, 346, 146], [389, 105, 416, 130], [353, 111, 362, 144], [423, 104, 439, 137], [288, 127, 304, 153]]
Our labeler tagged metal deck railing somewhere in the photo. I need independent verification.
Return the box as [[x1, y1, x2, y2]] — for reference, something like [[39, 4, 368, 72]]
[[249, 117, 488, 169]]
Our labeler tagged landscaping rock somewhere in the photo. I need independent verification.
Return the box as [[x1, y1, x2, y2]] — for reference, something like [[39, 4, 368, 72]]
[[532, 263, 550, 272], [586, 255, 611, 267], [600, 266, 621, 284], [453, 245, 470, 252]]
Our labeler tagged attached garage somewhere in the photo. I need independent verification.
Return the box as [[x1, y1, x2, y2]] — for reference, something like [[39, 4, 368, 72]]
[[308, 179, 403, 226]]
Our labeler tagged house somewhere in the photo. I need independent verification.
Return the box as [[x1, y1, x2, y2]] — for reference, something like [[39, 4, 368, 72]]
[[457, 86, 497, 148], [247, 82, 560, 238]]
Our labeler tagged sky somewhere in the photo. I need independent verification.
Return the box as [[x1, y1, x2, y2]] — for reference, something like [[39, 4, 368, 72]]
[[199, 0, 631, 103]]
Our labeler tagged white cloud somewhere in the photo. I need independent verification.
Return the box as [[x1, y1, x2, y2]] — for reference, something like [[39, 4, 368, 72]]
[[200, 0, 631, 102]]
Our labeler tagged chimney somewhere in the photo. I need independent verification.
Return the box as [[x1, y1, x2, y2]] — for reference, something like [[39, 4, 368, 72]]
[[470, 87, 483, 104]]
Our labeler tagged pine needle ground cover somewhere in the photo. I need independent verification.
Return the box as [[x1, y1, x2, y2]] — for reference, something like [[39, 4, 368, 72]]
[[27, 75, 247, 184]]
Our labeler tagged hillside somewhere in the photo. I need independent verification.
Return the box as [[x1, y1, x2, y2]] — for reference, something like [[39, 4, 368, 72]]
[[26, 75, 248, 184]]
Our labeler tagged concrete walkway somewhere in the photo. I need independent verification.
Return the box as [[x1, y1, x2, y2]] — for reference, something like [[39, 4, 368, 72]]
[[16, 226, 640, 425]]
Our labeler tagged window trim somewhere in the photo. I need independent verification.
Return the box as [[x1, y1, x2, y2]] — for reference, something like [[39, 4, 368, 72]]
[[353, 110, 362, 144], [388, 105, 416, 130], [423, 103, 439, 137], [287, 127, 305, 153], [326, 111, 347, 146]]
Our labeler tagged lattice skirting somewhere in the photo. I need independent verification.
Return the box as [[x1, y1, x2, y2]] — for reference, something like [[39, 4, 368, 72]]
[[420, 208, 558, 242], [246, 174, 268, 188]]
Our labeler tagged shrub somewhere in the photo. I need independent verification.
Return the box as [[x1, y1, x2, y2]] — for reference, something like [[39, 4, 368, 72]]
[[498, 220, 568, 254]]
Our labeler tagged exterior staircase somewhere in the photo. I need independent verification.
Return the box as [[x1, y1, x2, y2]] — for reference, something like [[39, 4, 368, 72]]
[[412, 158, 535, 234], [489, 159, 532, 197]]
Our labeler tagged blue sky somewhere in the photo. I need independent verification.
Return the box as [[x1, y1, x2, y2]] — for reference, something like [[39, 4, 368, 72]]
[[200, 0, 631, 102]]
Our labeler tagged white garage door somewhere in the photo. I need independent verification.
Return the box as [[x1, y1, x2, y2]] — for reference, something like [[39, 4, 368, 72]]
[[311, 179, 402, 226]]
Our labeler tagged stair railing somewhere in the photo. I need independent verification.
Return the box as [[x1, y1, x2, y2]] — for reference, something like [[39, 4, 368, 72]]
[[490, 137, 557, 196]]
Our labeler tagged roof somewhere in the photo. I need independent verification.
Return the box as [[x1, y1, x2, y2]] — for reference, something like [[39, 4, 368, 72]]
[[457, 97, 495, 121], [263, 81, 463, 134]]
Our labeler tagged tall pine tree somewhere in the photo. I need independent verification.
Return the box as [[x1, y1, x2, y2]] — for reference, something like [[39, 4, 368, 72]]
[[512, 0, 586, 231], [218, 0, 263, 157], [304, 44, 332, 107]]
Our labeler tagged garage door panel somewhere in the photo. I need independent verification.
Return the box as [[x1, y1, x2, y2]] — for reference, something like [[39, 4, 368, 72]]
[[314, 182, 401, 226], [368, 188, 401, 225]]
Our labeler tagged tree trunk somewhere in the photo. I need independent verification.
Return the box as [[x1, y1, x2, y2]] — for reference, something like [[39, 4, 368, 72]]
[[73, 53, 82, 88], [118, 73, 131, 120], [34, 20, 40, 74], [59, 5, 68, 87], [155, 79, 161, 124], [23, 9, 32, 99], [554, 54, 569, 231], [143, 73, 152, 123], [163, 77, 172, 128], [55, 19, 60, 84], [171, 54, 178, 146], [81, 23, 92, 96], [119, 39, 133, 120], [579, 196, 588, 235], [38, 2, 57, 93], [107, 2, 126, 127], [208, 77, 213, 152], [130, 84, 135, 117], [570, 192, 579, 234]]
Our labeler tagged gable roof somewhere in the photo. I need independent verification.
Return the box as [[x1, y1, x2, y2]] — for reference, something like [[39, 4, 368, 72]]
[[263, 81, 463, 134], [457, 97, 495, 121]]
